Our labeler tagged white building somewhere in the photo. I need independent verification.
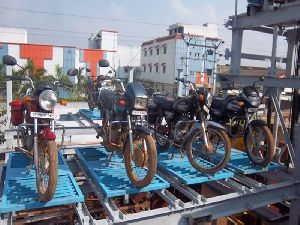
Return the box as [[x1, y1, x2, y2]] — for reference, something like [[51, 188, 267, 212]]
[[139, 23, 219, 96], [0, 27, 27, 43], [88, 30, 141, 80]]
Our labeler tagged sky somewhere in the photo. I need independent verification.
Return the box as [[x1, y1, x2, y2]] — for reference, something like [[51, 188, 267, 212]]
[[0, 0, 288, 67]]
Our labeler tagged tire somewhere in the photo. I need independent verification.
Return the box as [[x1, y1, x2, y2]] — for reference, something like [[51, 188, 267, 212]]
[[154, 116, 170, 151], [36, 140, 58, 202], [124, 133, 157, 188], [187, 126, 231, 174], [245, 125, 275, 167]]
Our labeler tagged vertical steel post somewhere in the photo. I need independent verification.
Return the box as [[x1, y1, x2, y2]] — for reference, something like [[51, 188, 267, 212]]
[[5, 65, 12, 129], [288, 125, 300, 225], [270, 26, 279, 148]]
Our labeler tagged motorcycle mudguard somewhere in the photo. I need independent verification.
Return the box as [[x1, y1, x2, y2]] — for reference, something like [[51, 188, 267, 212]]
[[206, 121, 226, 130], [133, 125, 152, 135], [248, 119, 267, 127], [40, 127, 56, 140]]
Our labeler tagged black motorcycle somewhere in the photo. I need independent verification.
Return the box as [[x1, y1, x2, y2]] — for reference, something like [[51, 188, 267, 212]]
[[210, 76, 275, 167], [149, 78, 231, 174], [96, 59, 157, 188]]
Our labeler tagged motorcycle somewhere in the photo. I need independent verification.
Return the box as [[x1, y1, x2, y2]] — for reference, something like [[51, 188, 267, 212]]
[[210, 76, 275, 167], [96, 59, 157, 188], [149, 78, 231, 174], [2, 55, 74, 202]]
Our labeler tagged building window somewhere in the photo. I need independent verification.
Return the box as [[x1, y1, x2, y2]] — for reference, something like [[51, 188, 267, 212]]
[[150, 48, 153, 55], [156, 48, 159, 55], [162, 64, 166, 73], [155, 64, 159, 73], [143, 65, 146, 72], [144, 49, 147, 56], [149, 64, 152, 73], [163, 45, 167, 54]]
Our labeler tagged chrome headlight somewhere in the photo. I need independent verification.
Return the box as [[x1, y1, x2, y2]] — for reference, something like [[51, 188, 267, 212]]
[[134, 97, 148, 110], [249, 96, 260, 107], [39, 90, 57, 111], [206, 92, 212, 107]]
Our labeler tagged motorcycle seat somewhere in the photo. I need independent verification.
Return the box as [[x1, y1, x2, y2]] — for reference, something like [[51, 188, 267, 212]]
[[211, 98, 224, 109], [153, 95, 174, 110]]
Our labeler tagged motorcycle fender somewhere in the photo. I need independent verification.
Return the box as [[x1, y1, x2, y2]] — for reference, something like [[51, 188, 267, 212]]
[[133, 125, 152, 135], [248, 119, 267, 127], [206, 121, 226, 130], [40, 127, 56, 140]]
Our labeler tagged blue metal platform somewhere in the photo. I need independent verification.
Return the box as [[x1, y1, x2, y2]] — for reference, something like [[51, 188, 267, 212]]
[[79, 109, 101, 120], [76, 147, 169, 198], [226, 149, 280, 174], [0, 151, 84, 213], [158, 149, 234, 185]]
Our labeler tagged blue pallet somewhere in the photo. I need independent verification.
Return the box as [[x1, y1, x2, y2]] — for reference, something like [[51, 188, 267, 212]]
[[79, 108, 101, 120], [158, 149, 234, 185], [225, 149, 280, 174], [0, 151, 84, 213], [76, 147, 169, 198]]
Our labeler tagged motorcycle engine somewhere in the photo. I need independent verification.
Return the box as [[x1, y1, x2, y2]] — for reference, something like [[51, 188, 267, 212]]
[[173, 115, 192, 142], [229, 119, 245, 137]]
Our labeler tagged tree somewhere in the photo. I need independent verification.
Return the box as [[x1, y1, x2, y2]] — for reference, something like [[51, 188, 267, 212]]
[[72, 68, 87, 100]]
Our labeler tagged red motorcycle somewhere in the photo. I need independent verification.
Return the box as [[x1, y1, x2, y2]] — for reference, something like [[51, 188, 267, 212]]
[[3, 55, 75, 202]]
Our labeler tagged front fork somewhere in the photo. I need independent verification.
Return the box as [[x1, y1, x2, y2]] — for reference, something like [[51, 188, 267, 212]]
[[33, 118, 55, 175], [127, 115, 135, 156]]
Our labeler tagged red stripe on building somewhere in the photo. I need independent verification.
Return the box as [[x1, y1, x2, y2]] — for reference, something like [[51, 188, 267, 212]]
[[20, 44, 53, 69], [83, 49, 103, 80]]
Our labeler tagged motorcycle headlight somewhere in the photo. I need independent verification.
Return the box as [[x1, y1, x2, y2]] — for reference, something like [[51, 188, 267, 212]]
[[39, 90, 57, 111], [249, 96, 260, 107], [206, 92, 212, 107], [134, 97, 148, 110]]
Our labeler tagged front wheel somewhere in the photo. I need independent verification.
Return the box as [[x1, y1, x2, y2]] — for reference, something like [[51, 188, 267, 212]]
[[245, 125, 275, 166], [124, 133, 157, 188], [187, 126, 231, 174], [154, 116, 170, 151], [36, 140, 58, 202]]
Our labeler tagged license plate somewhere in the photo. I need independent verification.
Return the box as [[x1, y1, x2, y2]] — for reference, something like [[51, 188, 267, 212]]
[[132, 110, 147, 116], [248, 108, 264, 113], [30, 112, 58, 119]]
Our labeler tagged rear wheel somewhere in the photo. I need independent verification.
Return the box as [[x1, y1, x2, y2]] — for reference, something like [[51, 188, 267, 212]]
[[36, 140, 58, 202], [124, 133, 157, 188], [245, 125, 275, 166], [154, 116, 170, 151], [187, 126, 231, 174]]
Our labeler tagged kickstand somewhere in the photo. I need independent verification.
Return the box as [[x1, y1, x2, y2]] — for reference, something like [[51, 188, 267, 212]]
[[107, 151, 115, 165], [179, 149, 184, 158]]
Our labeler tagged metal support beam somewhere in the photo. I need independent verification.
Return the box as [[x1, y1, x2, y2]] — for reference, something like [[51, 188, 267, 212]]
[[230, 28, 243, 75], [289, 125, 300, 225], [286, 30, 299, 77], [217, 74, 300, 89], [229, 2, 300, 29]]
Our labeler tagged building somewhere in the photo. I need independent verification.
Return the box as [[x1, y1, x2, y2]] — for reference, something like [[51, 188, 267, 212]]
[[0, 27, 27, 44], [88, 30, 141, 81], [139, 23, 220, 96]]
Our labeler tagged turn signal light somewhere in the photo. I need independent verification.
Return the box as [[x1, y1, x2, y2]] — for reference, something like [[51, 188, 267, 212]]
[[23, 96, 31, 104], [237, 101, 245, 107], [59, 98, 68, 106], [118, 99, 126, 107]]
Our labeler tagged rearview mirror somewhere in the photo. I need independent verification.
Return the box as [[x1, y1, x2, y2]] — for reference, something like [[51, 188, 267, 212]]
[[98, 59, 110, 67], [2, 55, 17, 66], [67, 68, 78, 76]]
